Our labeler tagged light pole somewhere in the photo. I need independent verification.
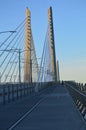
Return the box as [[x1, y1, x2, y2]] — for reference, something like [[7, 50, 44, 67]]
[[0, 30, 16, 83], [10, 49, 21, 84], [19, 49, 21, 84], [0, 48, 21, 84]]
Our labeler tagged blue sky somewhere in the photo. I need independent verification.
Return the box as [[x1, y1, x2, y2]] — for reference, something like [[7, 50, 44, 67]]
[[0, 0, 86, 83]]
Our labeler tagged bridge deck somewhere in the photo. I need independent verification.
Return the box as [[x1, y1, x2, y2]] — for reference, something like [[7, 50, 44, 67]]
[[13, 85, 86, 130], [0, 85, 86, 130]]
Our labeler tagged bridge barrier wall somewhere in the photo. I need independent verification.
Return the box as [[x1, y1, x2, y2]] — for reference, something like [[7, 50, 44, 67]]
[[65, 81, 86, 121], [0, 82, 56, 105]]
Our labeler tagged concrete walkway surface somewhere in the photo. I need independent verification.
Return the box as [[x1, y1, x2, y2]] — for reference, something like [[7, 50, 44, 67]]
[[13, 86, 86, 130]]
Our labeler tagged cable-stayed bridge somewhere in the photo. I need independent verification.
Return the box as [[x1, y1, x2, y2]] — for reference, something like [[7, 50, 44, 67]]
[[0, 7, 58, 84], [0, 7, 86, 130]]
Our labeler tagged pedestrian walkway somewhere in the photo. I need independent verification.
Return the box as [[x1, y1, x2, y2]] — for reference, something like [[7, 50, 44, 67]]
[[0, 86, 55, 130], [13, 86, 86, 130]]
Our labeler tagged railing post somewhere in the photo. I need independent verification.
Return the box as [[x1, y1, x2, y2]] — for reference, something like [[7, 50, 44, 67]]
[[31, 83, 33, 93], [8, 85, 10, 102], [24, 83, 25, 96], [12, 84, 14, 101], [17, 84, 18, 99], [27, 84, 29, 95], [30, 83, 34, 93], [20, 83, 22, 97], [3, 85, 5, 105], [22, 83, 24, 96], [32, 83, 34, 93], [29, 84, 30, 94]]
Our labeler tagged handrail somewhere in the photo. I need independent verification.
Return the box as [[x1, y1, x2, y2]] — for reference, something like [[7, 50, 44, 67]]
[[64, 82, 86, 120], [0, 82, 55, 105], [65, 82, 86, 104]]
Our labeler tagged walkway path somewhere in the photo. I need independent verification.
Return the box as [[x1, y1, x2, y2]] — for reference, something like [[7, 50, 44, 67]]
[[0, 86, 54, 130], [12, 86, 86, 130]]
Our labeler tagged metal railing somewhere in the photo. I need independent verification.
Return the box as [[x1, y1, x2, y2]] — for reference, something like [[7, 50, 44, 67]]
[[65, 81, 86, 121], [0, 82, 55, 105]]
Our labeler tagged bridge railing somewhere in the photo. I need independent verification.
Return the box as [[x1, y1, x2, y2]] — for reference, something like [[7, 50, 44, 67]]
[[0, 82, 56, 105], [65, 81, 86, 121], [65, 81, 86, 94], [0, 83, 33, 104]]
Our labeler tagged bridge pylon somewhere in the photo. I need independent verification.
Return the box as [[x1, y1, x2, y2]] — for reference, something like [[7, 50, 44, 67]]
[[48, 7, 57, 82], [24, 7, 32, 83]]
